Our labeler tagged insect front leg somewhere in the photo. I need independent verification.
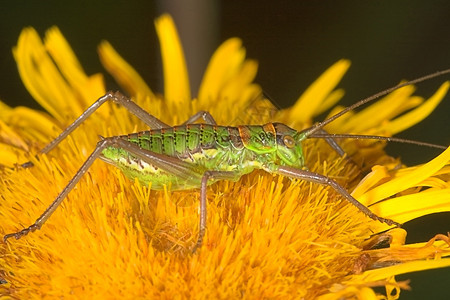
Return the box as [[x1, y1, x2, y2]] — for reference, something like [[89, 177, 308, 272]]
[[314, 128, 347, 158], [315, 128, 360, 166], [21, 91, 169, 168], [275, 166, 401, 227], [4, 137, 203, 243]]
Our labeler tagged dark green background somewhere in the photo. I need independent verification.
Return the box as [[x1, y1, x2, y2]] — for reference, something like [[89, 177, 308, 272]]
[[1, 1, 449, 298]]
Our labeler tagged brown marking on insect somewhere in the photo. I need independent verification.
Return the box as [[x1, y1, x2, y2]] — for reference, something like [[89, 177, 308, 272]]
[[263, 123, 276, 137], [237, 125, 251, 146]]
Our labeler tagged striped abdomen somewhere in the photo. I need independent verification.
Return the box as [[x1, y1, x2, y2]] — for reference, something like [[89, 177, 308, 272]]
[[125, 124, 246, 159]]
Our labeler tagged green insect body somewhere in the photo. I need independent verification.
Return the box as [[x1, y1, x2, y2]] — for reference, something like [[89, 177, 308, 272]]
[[101, 123, 306, 190]]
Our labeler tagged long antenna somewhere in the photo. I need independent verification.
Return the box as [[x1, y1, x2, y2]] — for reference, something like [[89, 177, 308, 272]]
[[301, 68, 450, 137], [308, 133, 447, 150]]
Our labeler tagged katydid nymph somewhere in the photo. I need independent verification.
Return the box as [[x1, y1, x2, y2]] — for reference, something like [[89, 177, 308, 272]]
[[4, 69, 450, 253]]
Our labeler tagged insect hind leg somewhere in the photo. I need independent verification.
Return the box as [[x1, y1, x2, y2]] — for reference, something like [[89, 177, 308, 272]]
[[4, 138, 113, 242], [182, 111, 217, 125], [20, 91, 169, 169], [4, 136, 208, 245]]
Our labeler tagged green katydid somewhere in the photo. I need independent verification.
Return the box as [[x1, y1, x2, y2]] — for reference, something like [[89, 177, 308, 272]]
[[4, 69, 450, 252]]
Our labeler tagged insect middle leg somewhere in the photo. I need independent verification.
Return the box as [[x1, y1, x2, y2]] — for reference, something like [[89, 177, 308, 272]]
[[192, 170, 241, 253]]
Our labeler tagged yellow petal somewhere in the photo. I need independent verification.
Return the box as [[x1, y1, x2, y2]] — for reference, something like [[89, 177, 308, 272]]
[[98, 41, 154, 98], [319, 286, 380, 300], [0, 99, 13, 119], [44, 27, 107, 118], [373, 189, 450, 226], [353, 259, 450, 284], [155, 14, 190, 104], [333, 85, 417, 133], [13, 27, 73, 120], [289, 59, 350, 124], [384, 81, 450, 134], [0, 142, 28, 167], [0, 118, 29, 151], [7, 106, 60, 143], [358, 146, 450, 205], [198, 38, 246, 103], [45, 27, 99, 109], [351, 165, 391, 198], [313, 88, 345, 116], [221, 59, 259, 99], [13, 27, 106, 122]]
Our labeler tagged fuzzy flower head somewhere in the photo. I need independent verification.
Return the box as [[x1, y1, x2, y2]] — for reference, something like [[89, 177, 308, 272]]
[[1, 14, 450, 299]]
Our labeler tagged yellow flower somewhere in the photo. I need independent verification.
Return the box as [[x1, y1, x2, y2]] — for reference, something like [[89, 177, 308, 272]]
[[1, 14, 450, 299]]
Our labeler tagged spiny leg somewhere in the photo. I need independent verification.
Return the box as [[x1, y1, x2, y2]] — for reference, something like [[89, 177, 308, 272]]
[[21, 92, 217, 168], [276, 165, 401, 227], [4, 137, 203, 242], [21, 91, 170, 168], [192, 170, 241, 253], [36, 92, 173, 154]]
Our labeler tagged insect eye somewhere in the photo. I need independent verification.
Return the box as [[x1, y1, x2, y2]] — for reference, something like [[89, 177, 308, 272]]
[[283, 135, 295, 148]]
